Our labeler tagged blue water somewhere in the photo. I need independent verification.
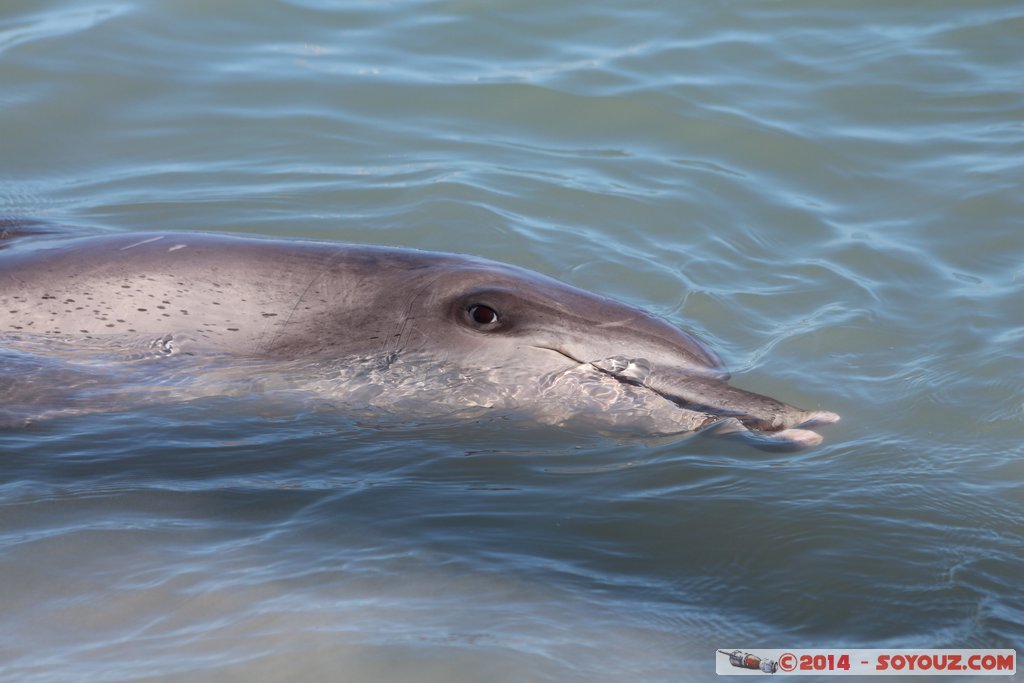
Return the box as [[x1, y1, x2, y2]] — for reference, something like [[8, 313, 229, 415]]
[[1, 0, 1022, 681]]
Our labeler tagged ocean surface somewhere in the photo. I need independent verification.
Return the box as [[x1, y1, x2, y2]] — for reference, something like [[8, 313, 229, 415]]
[[1, 0, 1022, 681]]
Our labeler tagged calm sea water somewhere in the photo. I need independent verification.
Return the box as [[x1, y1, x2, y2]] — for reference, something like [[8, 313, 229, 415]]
[[1, 0, 1022, 681]]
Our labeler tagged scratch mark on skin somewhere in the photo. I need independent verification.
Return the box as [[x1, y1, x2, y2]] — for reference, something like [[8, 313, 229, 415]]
[[120, 236, 165, 250], [263, 255, 337, 352], [595, 318, 637, 328], [168, 244, 188, 252], [383, 272, 445, 361]]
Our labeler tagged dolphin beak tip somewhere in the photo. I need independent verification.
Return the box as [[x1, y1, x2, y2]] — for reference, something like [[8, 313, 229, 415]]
[[775, 428, 825, 448], [800, 410, 840, 427], [759, 411, 838, 451]]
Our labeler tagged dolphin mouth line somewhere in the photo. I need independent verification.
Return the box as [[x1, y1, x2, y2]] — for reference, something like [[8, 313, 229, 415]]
[[533, 346, 842, 437], [535, 346, 733, 432]]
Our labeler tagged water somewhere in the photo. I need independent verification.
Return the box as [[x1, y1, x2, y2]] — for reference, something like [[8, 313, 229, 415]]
[[1, 0, 1022, 680]]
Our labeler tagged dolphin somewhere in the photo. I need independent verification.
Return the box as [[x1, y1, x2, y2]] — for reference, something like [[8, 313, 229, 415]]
[[0, 231, 838, 447]]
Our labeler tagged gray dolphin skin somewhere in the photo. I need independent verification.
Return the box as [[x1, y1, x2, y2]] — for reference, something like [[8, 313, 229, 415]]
[[0, 231, 838, 447]]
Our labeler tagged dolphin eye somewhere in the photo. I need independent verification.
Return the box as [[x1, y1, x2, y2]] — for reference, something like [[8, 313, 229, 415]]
[[467, 304, 499, 326]]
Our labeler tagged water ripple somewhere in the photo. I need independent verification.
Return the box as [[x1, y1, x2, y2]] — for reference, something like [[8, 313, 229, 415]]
[[2, 0, 1024, 678]]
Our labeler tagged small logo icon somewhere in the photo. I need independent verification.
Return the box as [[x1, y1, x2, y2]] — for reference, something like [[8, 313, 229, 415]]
[[718, 650, 778, 674], [777, 652, 797, 672]]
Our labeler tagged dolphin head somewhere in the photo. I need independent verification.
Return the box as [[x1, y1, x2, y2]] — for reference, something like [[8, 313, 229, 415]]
[[379, 255, 838, 448]]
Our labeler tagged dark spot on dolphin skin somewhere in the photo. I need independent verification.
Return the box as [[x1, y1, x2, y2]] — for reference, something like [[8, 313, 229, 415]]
[[137, 308, 148, 312], [41, 294, 56, 300], [79, 329, 89, 333], [157, 306, 166, 310], [227, 328, 240, 332], [106, 324, 115, 327], [121, 285, 131, 289], [180, 310, 189, 315], [261, 313, 278, 318]]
